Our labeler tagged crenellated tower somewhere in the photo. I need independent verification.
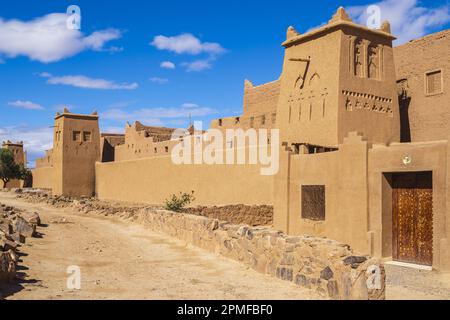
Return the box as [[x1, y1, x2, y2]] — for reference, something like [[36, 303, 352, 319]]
[[51, 108, 100, 196], [276, 7, 400, 150]]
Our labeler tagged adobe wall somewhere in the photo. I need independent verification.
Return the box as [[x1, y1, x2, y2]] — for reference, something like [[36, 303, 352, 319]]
[[184, 205, 273, 226], [95, 152, 274, 206], [368, 140, 450, 271], [243, 80, 280, 118], [100, 134, 125, 162], [32, 166, 55, 191], [274, 132, 370, 254], [277, 29, 341, 147], [394, 30, 450, 142], [210, 80, 280, 131], [59, 115, 100, 197], [3, 180, 23, 189], [338, 28, 400, 145], [274, 130, 450, 271]]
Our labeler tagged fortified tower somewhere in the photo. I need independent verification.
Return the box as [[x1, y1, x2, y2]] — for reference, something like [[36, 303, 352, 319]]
[[1, 141, 26, 188], [277, 7, 400, 150], [2, 140, 25, 166], [51, 108, 100, 196]]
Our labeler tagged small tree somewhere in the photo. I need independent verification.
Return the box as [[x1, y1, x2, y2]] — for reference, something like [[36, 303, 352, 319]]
[[19, 164, 32, 187], [164, 191, 195, 212], [0, 149, 21, 188]]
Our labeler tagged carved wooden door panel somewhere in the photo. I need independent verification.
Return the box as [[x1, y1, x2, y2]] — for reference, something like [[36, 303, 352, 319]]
[[392, 172, 433, 266]]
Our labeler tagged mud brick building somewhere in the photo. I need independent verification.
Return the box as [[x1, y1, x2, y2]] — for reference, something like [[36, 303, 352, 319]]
[[32, 8, 450, 271]]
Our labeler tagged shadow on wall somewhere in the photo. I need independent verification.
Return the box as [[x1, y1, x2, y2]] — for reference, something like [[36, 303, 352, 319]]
[[399, 95, 412, 143]]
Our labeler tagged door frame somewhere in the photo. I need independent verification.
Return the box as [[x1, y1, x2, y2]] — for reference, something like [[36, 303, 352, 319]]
[[391, 171, 433, 266]]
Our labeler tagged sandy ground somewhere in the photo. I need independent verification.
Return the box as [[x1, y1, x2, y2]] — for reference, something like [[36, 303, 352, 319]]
[[385, 264, 450, 300], [0, 192, 323, 300]]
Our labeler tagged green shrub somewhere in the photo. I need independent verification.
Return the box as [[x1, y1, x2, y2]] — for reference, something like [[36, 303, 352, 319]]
[[164, 191, 195, 212]]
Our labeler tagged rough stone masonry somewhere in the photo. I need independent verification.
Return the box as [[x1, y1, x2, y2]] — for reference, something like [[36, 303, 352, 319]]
[[0, 200, 41, 285]]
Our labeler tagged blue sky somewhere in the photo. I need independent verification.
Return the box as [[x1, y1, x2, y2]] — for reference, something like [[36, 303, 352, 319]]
[[1, 0, 449, 165]]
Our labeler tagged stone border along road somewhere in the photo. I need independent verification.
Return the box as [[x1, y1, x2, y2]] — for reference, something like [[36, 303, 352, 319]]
[[1, 201, 41, 289]]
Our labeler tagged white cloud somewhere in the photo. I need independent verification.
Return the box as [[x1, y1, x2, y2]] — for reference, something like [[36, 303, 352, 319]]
[[347, 0, 450, 44], [160, 61, 175, 69], [151, 33, 225, 55], [151, 33, 226, 72], [37, 72, 52, 78], [8, 100, 44, 110], [39, 73, 138, 90], [0, 125, 53, 166], [102, 103, 217, 124], [182, 59, 212, 72], [149, 77, 169, 84], [0, 13, 122, 63]]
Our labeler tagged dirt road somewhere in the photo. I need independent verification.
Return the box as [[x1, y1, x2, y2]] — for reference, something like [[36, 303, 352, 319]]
[[0, 192, 323, 300]]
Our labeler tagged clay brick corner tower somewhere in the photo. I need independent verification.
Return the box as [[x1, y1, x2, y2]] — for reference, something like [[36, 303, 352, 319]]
[[52, 108, 100, 197], [2, 140, 25, 166], [276, 7, 400, 149]]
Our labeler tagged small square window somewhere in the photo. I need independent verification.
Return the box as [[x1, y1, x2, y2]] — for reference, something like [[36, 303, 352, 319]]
[[165, 146, 169, 153], [83, 131, 92, 142], [426, 70, 443, 95], [271, 113, 277, 124], [73, 131, 81, 142], [301, 185, 325, 221]]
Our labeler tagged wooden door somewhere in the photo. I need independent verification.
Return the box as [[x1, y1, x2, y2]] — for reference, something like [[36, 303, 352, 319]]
[[392, 172, 433, 266]]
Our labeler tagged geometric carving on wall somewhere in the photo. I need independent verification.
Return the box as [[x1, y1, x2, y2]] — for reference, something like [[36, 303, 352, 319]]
[[301, 185, 326, 221], [342, 90, 393, 116]]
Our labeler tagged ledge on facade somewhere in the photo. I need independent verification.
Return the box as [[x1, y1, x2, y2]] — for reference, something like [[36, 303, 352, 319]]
[[371, 140, 448, 150]]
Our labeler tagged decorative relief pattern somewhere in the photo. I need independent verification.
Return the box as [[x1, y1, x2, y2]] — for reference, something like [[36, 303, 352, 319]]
[[354, 39, 364, 77], [287, 70, 328, 122], [368, 45, 380, 80], [342, 90, 393, 116], [352, 38, 382, 80]]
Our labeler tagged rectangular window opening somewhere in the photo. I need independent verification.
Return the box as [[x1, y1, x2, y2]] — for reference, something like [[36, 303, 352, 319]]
[[426, 70, 442, 95], [301, 185, 325, 221]]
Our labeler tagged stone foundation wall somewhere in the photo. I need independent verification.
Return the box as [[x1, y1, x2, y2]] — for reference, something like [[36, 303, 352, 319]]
[[132, 208, 385, 300], [184, 205, 273, 226]]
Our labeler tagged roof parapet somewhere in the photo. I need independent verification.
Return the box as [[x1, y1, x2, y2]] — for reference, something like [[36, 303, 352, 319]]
[[282, 7, 395, 48], [286, 26, 300, 40], [329, 6, 352, 24]]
